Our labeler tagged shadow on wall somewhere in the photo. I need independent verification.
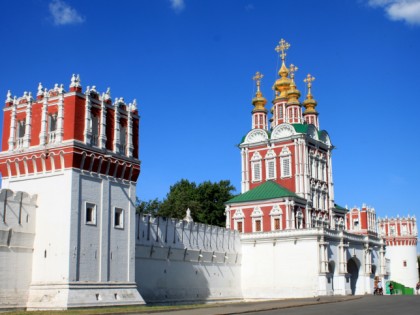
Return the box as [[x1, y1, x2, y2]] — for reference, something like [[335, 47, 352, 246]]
[[347, 257, 360, 295], [134, 214, 242, 303]]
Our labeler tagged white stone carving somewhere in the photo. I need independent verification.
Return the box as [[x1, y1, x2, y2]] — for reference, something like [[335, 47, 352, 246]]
[[251, 206, 263, 218], [243, 129, 268, 144], [233, 208, 244, 219], [265, 149, 276, 159], [271, 123, 295, 140], [250, 151, 262, 161], [270, 204, 283, 216]]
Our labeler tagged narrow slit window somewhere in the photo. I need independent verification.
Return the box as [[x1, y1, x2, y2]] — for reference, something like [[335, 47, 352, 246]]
[[85, 203, 96, 225], [114, 208, 124, 229]]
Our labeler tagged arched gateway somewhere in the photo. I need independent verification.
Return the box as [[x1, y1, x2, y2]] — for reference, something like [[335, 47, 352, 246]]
[[347, 257, 360, 295]]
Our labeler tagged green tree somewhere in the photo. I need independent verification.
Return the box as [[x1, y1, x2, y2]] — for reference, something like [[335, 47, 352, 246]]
[[156, 179, 236, 226], [135, 197, 161, 215], [158, 179, 200, 220], [195, 180, 235, 226]]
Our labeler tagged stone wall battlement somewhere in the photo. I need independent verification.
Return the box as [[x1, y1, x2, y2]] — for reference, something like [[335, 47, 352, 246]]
[[136, 214, 240, 254]]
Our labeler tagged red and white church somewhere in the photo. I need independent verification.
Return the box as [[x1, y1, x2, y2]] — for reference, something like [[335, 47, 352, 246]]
[[224, 39, 418, 297]]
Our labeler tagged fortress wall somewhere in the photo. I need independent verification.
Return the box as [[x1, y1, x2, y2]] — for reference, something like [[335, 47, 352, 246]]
[[0, 189, 37, 309], [135, 215, 242, 303]]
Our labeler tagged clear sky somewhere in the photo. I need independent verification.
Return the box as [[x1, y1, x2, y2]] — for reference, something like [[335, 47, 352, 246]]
[[0, 0, 419, 224]]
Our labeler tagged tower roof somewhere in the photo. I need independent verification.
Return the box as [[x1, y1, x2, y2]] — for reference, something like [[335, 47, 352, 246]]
[[225, 180, 303, 204]]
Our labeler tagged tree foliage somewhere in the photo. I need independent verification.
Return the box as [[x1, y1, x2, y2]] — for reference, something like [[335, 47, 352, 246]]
[[137, 179, 236, 227]]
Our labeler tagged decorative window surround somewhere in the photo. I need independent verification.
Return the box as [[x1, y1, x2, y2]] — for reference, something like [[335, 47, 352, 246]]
[[233, 208, 244, 233], [251, 152, 262, 182], [280, 147, 291, 178], [251, 206, 263, 232], [265, 149, 276, 180], [270, 204, 283, 231]]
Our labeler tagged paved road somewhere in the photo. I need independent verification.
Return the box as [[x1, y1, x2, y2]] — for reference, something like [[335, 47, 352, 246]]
[[244, 296, 420, 315], [132, 295, 420, 315]]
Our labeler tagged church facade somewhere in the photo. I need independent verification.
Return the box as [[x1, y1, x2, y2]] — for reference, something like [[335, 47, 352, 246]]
[[0, 39, 418, 310]]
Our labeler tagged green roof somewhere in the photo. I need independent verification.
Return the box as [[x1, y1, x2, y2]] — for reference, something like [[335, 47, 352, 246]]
[[226, 181, 302, 204], [334, 203, 348, 212], [292, 123, 309, 134]]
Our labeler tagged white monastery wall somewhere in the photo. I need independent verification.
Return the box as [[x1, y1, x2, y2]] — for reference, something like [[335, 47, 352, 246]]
[[135, 215, 242, 303], [241, 233, 319, 299], [386, 245, 418, 289], [0, 189, 37, 309], [2, 170, 143, 309]]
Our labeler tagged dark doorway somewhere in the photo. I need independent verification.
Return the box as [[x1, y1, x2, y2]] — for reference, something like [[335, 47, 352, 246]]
[[347, 258, 360, 295]]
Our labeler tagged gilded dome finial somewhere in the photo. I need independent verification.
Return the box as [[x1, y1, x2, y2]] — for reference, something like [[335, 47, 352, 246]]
[[287, 64, 301, 105], [273, 38, 292, 98], [252, 71, 267, 111], [303, 74, 318, 114]]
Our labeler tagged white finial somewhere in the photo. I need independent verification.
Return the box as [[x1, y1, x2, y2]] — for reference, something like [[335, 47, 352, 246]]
[[6, 90, 12, 103], [184, 208, 194, 223], [86, 86, 90, 94], [23, 91, 28, 97], [37, 83, 43, 96], [91, 85, 97, 93], [104, 87, 111, 100], [43, 88, 48, 98], [27, 92, 33, 102], [70, 74, 76, 87], [54, 83, 59, 91], [119, 97, 124, 104], [59, 84, 65, 94], [132, 99, 137, 110]]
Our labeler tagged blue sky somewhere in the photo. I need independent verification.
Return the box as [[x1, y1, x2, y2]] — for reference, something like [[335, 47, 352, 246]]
[[1, 0, 420, 224]]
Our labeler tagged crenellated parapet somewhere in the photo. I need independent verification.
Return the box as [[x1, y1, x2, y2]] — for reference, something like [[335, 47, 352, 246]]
[[0, 75, 140, 182], [377, 215, 417, 246], [136, 214, 241, 264]]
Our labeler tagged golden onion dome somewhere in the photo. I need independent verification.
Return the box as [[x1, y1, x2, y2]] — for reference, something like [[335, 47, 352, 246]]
[[287, 64, 301, 107], [302, 74, 318, 115], [252, 72, 267, 113]]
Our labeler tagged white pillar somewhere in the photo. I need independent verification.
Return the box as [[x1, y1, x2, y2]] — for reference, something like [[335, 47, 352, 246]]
[[99, 95, 107, 149], [113, 99, 120, 153], [39, 91, 48, 146], [8, 99, 17, 151], [56, 85, 65, 143], [23, 93, 33, 148], [127, 105, 133, 157], [84, 88, 92, 145]]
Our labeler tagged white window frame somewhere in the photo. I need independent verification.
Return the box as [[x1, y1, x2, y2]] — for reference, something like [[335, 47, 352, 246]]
[[114, 207, 124, 229], [251, 206, 263, 232], [265, 149, 276, 180], [251, 152, 262, 182], [270, 204, 283, 231], [233, 208, 245, 233], [85, 202, 97, 226], [280, 147, 292, 178]]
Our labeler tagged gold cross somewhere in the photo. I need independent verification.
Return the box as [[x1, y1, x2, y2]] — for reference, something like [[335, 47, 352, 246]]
[[289, 64, 298, 80], [275, 39, 290, 61], [304, 74, 315, 88], [252, 71, 264, 91]]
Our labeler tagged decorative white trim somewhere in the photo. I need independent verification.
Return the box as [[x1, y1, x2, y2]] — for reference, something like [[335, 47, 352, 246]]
[[251, 207, 263, 232], [243, 129, 268, 144], [271, 123, 295, 140], [280, 147, 292, 178], [270, 204, 283, 231]]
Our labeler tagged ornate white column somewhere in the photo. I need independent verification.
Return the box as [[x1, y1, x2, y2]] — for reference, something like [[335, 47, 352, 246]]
[[39, 90, 48, 146], [327, 150, 335, 210], [99, 93, 107, 149], [8, 95, 17, 151], [84, 87, 92, 145], [127, 101, 134, 158], [23, 92, 33, 148], [56, 85, 65, 143], [241, 148, 246, 193], [244, 147, 250, 192], [113, 98, 121, 153]]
